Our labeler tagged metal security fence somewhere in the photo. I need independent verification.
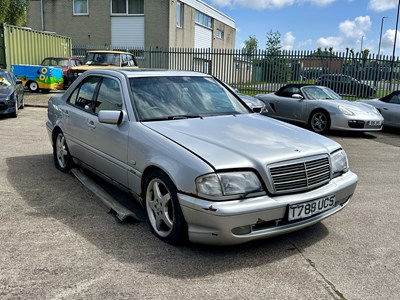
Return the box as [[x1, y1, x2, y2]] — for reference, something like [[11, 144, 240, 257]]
[[73, 45, 400, 99]]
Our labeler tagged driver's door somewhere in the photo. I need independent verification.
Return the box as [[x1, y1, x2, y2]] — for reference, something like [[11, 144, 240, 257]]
[[274, 86, 307, 122]]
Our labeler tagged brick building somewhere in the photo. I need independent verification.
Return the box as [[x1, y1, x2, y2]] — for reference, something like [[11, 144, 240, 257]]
[[27, 0, 236, 49]]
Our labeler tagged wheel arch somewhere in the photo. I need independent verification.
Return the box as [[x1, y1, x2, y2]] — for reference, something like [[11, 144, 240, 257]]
[[308, 107, 331, 124], [140, 166, 176, 199]]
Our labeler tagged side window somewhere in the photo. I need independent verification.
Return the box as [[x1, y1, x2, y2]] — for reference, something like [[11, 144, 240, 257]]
[[95, 78, 123, 114], [68, 76, 101, 111], [127, 55, 135, 66], [121, 54, 128, 66], [389, 93, 400, 104]]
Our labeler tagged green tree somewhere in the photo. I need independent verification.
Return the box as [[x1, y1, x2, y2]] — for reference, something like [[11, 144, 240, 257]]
[[262, 30, 290, 83], [0, 0, 28, 27], [265, 30, 281, 55], [242, 35, 258, 57]]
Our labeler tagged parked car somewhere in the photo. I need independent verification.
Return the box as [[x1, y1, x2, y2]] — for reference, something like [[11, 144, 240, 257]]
[[358, 91, 400, 129], [41, 56, 82, 88], [316, 74, 376, 98], [238, 93, 266, 113], [68, 50, 138, 83], [47, 69, 358, 246], [0, 69, 24, 118], [256, 84, 383, 133]]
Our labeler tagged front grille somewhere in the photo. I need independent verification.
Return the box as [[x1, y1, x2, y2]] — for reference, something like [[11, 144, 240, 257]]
[[269, 156, 331, 194], [0, 102, 7, 111]]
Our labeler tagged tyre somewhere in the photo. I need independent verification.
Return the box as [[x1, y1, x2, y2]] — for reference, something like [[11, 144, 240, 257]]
[[28, 81, 39, 92], [309, 110, 330, 134], [144, 170, 187, 245], [10, 99, 18, 118], [53, 131, 73, 172], [20, 96, 24, 109]]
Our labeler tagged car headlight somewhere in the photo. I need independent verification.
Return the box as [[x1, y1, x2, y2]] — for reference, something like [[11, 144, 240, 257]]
[[331, 149, 349, 177], [196, 171, 262, 198], [338, 105, 355, 116]]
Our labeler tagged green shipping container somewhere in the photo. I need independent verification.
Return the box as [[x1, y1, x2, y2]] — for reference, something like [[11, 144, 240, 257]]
[[0, 23, 72, 70]]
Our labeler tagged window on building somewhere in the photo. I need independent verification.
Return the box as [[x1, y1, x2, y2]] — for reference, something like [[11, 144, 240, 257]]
[[176, 1, 183, 28], [112, 0, 144, 15], [73, 0, 88, 15], [195, 11, 212, 29], [216, 29, 224, 39]]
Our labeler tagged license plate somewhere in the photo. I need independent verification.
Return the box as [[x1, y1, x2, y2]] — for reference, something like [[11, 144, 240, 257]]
[[288, 195, 336, 221], [368, 120, 381, 126]]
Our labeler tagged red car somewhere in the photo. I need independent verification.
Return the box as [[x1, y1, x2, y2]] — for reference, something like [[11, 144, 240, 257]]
[[41, 57, 82, 88]]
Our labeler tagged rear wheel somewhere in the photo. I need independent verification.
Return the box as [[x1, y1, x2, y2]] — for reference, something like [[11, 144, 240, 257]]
[[53, 131, 73, 172], [28, 81, 39, 92], [309, 111, 330, 134], [144, 170, 187, 245]]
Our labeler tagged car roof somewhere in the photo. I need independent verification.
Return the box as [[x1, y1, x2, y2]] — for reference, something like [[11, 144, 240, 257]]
[[87, 50, 133, 55], [43, 56, 80, 60], [85, 68, 212, 78], [277, 83, 311, 91]]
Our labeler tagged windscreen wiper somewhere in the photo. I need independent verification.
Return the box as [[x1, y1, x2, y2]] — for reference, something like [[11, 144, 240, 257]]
[[141, 115, 203, 122], [167, 114, 203, 120]]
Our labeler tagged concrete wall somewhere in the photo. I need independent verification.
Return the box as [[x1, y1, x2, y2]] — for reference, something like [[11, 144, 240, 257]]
[[144, 0, 169, 48], [212, 19, 235, 49]]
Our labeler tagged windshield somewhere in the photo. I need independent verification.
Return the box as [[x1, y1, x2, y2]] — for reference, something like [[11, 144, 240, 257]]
[[42, 58, 69, 66], [129, 76, 251, 121], [85, 53, 120, 66], [302, 86, 342, 100], [0, 76, 11, 88]]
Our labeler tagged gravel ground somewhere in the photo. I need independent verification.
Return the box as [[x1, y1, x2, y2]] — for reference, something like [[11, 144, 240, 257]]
[[1, 95, 399, 300]]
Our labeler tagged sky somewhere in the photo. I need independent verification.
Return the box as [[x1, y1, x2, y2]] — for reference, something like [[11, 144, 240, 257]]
[[202, 0, 400, 55]]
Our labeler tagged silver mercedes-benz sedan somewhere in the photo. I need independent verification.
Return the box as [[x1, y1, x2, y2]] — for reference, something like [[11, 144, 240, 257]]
[[46, 69, 358, 246]]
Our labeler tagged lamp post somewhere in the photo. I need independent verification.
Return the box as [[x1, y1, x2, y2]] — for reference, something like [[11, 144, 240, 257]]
[[360, 36, 364, 52], [378, 17, 388, 57], [389, 0, 400, 92], [375, 17, 388, 89]]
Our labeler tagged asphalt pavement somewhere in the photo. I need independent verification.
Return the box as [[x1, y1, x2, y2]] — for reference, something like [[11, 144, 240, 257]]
[[0, 93, 399, 300]]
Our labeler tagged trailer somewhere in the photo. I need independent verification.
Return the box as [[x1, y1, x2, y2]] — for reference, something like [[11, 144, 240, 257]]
[[0, 23, 72, 70], [11, 64, 64, 92]]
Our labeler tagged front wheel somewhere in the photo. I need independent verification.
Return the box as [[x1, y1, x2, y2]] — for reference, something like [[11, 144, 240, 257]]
[[144, 170, 187, 245], [28, 81, 39, 92], [309, 111, 330, 133], [53, 131, 73, 172], [10, 99, 18, 118]]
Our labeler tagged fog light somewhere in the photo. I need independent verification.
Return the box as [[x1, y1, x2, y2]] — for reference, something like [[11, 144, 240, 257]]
[[232, 225, 251, 235]]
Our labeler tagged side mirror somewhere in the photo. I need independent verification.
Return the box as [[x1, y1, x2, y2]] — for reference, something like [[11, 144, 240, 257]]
[[292, 94, 304, 100], [98, 110, 123, 125]]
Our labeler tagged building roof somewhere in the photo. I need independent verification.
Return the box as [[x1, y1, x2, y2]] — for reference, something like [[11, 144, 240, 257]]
[[181, 0, 235, 28]]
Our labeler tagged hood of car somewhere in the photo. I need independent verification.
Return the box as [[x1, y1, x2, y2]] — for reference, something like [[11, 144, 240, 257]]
[[327, 99, 380, 115], [0, 86, 12, 98], [144, 114, 338, 170], [307, 99, 377, 115]]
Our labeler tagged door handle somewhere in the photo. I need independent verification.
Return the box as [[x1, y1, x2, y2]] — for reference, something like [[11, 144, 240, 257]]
[[61, 109, 69, 117], [87, 119, 96, 129]]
